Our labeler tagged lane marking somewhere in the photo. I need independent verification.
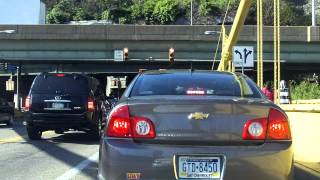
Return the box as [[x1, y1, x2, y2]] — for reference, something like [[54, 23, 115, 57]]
[[0, 136, 25, 144], [55, 152, 99, 180], [0, 131, 55, 144]]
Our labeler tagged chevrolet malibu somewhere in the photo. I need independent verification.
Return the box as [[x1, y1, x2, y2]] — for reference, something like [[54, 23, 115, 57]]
[[98, 70, 293, 180]]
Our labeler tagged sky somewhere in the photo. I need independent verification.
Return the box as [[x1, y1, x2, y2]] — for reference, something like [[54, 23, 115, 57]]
[[0, 0, 41, 24]]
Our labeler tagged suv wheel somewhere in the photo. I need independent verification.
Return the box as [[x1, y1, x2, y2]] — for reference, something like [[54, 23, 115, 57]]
[[6, 115, 14, 126], [27, 125, 42, 140]]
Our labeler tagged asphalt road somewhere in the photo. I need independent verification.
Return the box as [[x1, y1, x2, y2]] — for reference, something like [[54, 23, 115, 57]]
[[0, 121, 317, 180], [0, 121, 99, 180]]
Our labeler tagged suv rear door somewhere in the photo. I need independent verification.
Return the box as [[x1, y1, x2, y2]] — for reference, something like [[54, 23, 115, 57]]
[[29, 74, 89, 114]]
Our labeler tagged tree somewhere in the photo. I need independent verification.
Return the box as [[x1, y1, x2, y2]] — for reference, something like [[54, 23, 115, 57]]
[[130, 0, 144, 23], [153, 0, 179, 24], [143, 0, 156, 24], [47, 0, 75, 24], [101, 10, 110, 20]]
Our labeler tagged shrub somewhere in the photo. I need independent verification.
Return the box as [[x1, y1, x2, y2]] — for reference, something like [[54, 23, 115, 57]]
[[290, 81, 320, 100]]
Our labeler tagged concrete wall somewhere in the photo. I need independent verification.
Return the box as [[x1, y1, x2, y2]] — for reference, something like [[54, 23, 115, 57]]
[[0, 25, 319, 41], [0, 25, 319, 72]]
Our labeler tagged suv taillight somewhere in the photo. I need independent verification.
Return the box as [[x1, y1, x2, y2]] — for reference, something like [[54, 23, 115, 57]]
[[243, 108, 291, 140], [106, 105, 155, 139], [88, 97, 95, 112], [25, 96, 31, 111]]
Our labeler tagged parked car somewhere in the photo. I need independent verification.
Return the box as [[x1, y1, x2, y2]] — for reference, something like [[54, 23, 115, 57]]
[[98, 70, 293, 180], [25, 73, 105, 140], [0, 98, 14, 126]]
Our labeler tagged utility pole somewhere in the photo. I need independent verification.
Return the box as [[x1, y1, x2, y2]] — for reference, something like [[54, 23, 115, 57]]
[[190, 0, 193, 26], [312, 0, 317, 26]]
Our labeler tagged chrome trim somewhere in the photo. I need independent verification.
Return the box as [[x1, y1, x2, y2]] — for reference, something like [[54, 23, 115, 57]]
[[44, 100, 71, 103], [43, 108, 72, 111]]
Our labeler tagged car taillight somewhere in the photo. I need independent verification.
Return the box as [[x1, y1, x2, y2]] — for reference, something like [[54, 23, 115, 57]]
[[88, 97, 94, 112], [25, 96, 31, 111], [106, 105, 156, 139], [55, 74, 65, 77], [243, 108, 291, 140], [242, 118, 268, 140], [267, 108, 291, 140], [132, 117, 155, 139]]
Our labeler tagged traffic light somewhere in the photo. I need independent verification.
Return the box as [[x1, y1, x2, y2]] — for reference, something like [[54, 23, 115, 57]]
[[123, 48, 129, 61], [169, 48, 175, 62]]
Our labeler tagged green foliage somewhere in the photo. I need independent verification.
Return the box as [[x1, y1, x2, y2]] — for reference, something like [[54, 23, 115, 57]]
[[47, 0, 75, 24], [143, 0, 157, 24], [101, 10, 110, 20], [153, 0, 179, 24], [74, 8, 88, 21], [45, 0, 311, 25], [291, 81, 320, 100], [130, 1, 144, 23]]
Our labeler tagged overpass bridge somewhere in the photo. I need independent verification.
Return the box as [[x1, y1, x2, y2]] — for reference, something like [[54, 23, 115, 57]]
[[0, 25, 319, 75], [0, 25, 319, 109]]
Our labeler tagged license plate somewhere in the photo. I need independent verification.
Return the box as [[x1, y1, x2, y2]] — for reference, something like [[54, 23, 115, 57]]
[[178, 156, 221, 179], [52, 103, 64, 109]]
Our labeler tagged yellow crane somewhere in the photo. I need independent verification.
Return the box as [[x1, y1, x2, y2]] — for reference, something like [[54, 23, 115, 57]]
[[217, 0, 281, 103]]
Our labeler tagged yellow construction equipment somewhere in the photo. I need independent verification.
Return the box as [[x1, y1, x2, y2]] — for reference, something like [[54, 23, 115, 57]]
[[216, 0, 281, 104], [257, 0, 264, 88], [217, 0, 252, 71]]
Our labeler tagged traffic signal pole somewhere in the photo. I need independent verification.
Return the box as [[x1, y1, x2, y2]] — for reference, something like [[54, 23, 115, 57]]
[[217, 0, 252, 71]]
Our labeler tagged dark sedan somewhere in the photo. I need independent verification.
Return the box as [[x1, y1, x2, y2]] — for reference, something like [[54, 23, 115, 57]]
[[98, 70, 293, 180]]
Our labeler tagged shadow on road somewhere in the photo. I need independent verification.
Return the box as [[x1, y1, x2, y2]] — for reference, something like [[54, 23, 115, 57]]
[[10, 121, 99, 179]]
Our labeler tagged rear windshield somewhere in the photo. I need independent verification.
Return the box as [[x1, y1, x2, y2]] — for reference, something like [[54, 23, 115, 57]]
[[130, 72, 261, 98], [31, 74, 88, 94]]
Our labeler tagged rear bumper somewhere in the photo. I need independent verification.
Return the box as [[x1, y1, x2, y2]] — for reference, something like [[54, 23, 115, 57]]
[[26, 112, 94, 130], [98, 139, 293, 180]]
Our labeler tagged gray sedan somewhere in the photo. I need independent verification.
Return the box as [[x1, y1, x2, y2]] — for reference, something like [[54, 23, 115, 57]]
[[98, 70, 293, 180]]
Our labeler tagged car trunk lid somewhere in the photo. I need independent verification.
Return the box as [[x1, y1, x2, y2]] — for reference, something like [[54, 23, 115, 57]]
[[127, 96, 272, 145]]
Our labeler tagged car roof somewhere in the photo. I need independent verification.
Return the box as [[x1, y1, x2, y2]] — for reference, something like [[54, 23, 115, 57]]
[[141, 69, 236, 76]]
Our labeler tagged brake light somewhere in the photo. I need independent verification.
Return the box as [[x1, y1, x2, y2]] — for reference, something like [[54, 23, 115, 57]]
[[25, 96, 31, 111], [186, 89, 205, 95], [242, 118, 268, 140], [242, 108, 291, 140], [267, 108, 291, 140], [88, 97, 95, 111], [107, 105, 132, 137], [55, 74, 65, 77], [106, 105, 156, 139]]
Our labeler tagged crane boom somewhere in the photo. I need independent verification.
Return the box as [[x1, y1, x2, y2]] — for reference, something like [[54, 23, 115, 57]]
[[217, 0, 253, 71]]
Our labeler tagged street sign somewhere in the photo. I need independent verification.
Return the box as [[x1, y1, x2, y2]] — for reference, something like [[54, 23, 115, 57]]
[[114, 50, 124, 61], [233, 46, 254, 68]]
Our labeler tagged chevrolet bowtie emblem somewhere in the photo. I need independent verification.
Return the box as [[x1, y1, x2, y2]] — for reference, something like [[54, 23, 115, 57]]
[[188, 112, 210, 120]]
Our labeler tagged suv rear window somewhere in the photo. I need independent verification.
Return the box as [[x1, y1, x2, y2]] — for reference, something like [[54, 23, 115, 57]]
[[31, 74, 88, 94], [130, 72, 261, 98]]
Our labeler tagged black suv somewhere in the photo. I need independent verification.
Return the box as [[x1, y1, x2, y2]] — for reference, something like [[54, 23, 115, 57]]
[[0, 98, 14, 126], [25, 73, 105, 140]]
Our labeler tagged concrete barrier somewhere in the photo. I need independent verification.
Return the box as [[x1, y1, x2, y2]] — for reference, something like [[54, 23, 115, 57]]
[[281, 104, 320, 113], [287, 112, 320, 163]]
